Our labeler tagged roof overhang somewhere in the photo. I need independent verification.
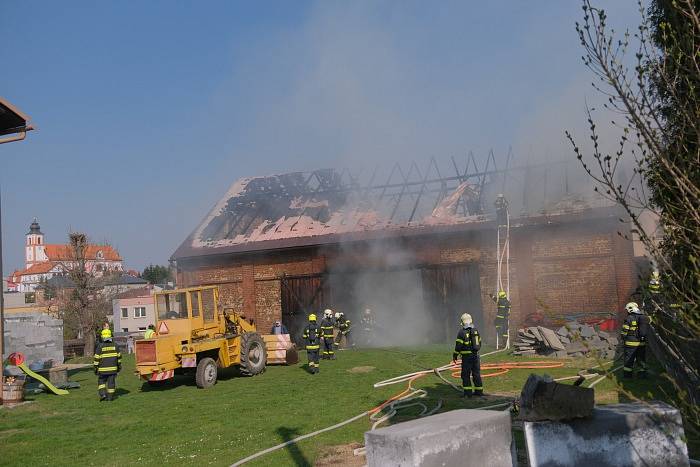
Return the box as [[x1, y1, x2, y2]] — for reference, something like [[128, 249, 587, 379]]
[[172, 205, 627, 262], [0, 96, 34, 139]]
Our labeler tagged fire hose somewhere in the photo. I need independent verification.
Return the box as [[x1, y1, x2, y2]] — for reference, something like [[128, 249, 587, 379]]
[[230, 349, 617, 466]]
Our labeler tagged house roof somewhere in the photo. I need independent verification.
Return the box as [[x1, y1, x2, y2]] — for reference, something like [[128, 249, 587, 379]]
[[0, 96, 32, 136], [19, 262, 61, 276], [115, 286, 153, 299], [172, 168, 618, 261], [44, 244, 122, 262], [104, 274, 148, 286]]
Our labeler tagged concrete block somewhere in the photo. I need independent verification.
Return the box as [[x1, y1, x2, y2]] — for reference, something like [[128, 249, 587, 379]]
[[520, 374, 594, 421], [524, 401, 689, 467], [365, 409, 515, 467]]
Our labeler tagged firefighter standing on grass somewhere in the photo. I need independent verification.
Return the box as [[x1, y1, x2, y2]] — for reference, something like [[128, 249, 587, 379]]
[[334, 311, 352, 348], [453, 313, 483, 397], [621, 302, 649, 378], [302, 314, 321, 374], [93, 329, 122, 401], [320, 309, 336, 359], [489, 290, 510, 349]]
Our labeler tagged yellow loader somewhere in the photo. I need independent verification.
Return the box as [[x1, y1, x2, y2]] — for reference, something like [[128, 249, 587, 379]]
[[135, 286, 266, 388]]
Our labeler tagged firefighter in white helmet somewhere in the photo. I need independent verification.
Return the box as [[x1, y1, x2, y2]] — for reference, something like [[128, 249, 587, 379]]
[[320, 309, 336, 359], [452, 313, 483, 397], [621, 302, 649, 378], [334, 311, 352, 349]]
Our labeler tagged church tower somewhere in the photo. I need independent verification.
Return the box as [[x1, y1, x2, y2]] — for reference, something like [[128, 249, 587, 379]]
[[25, 218, 46, 269]]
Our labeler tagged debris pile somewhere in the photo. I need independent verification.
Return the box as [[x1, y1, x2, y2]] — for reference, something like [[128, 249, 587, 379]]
[[513, 322, 618, 359]]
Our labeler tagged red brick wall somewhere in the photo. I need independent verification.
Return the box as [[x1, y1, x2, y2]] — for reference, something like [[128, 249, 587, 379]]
[[177, 214, 637, 339]]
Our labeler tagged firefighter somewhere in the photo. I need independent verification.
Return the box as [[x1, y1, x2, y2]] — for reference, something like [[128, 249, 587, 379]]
[[621, 302, 649, 378], [320, 309, 336, 360], [144, 324, 156, 339], [489, 290, 510, 349], [360, 308, 375, 346], [452, 313, 483, 397], [334, 311, 352, 349], [270, 320, 289, 335], [494, 194, 508, 226], [302, 314, 321, 374], [93, 329, 122, 401]]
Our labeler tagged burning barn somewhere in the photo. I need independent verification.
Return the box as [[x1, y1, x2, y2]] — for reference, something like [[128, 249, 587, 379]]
[[172, 157, 637, 345]]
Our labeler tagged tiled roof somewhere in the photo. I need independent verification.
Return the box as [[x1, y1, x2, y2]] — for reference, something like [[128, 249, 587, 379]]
[[115, 286, 153, 299], [19, 262, 61, 276], [44, 244, 122, 261]]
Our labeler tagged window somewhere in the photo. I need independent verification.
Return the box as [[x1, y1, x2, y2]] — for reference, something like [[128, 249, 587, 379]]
[[122, 328, 129, 333], [190, 291, 200, 318], [202, 289, 216, 322], [157, 292, 188, 320], [121, 308, 128, 318], [138, 327, 146, 331], [25, 292, 36, 304], [134, 307, 146, 318]]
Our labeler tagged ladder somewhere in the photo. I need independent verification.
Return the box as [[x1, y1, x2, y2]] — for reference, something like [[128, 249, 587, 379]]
[[495, 198, 510, 350]]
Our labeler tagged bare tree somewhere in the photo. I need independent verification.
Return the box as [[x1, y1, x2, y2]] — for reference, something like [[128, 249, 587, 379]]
[[55, 233, 113, 356], [567, 0, 699, 445]]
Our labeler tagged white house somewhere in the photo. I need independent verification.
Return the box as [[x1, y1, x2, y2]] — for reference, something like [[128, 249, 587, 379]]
[[112, 286, 156, 335]]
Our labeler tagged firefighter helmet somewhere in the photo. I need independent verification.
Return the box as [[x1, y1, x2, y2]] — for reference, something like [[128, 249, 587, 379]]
[[460, 313, 473, 326], [334, 312, 342, 320], [625, 302, 640, 314], [498, 290, 507, 299], [309, 313, 317, 322], [100, 328, 112, 339], [324, 309, 333, 318]]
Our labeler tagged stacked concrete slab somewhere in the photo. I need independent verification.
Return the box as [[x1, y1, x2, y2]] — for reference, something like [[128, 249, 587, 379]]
[[513, 321, 618, 359], [3, 312, 64, 366], [524, 401, 689, 467], [365, 409, 515, 467]]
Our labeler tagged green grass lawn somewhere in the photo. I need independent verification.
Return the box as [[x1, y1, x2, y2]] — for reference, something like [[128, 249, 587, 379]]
[[0, 346, 684, 466]]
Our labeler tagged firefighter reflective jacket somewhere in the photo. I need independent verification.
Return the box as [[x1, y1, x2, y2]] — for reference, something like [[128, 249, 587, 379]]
[[621, 313, 649, 347], [320, 318, 335, 338], [495, 297, 511, 322], [453, 326, 482, 359], [93, 340, 122, 375], [337, 317, 351, 334], [302, 323, 321, 350]]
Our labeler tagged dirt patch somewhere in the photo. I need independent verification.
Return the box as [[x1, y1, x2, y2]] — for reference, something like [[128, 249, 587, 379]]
[[347, 366, 375, 374], [315, 443, 365, 466]]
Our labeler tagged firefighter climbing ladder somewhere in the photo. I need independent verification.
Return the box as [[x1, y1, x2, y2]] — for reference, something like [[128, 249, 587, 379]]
[[495, 198, 510, 350]]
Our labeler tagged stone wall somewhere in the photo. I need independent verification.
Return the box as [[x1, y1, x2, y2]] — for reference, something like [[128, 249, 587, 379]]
[[4, 312, 64, 365]]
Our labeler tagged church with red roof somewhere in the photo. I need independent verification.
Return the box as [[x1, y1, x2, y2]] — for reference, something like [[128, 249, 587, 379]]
[[7, 219, 123, 292]]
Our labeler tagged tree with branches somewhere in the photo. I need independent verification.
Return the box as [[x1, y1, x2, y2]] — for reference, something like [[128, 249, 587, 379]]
[[567, 0, 699, 446], [55, 233, 113, 356]]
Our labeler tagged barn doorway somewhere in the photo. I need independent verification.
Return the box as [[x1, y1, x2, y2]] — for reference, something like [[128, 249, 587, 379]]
[[421, 263, 484, 343]]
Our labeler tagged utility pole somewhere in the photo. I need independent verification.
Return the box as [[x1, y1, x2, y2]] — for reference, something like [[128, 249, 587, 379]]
[[0, 97, 34, 402]]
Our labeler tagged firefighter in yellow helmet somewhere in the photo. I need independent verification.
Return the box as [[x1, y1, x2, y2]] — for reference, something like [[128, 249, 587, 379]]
[[93, 328, 122, 401], [453, 313, 483, 397], [489, 290, 510, 349], [302, 314, 321, 374]]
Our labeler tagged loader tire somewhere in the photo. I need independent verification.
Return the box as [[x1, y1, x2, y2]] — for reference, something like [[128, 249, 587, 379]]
[[195, 357, 217, 389], [239, 332, 266, 376]]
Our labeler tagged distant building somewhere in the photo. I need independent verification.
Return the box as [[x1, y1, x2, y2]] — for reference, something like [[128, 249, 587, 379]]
[[112, 286, 156, 335], [7, 219, 123, 292]]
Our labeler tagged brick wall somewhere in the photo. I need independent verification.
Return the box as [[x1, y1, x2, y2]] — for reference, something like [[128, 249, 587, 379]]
[[177, 213, 637, 340]]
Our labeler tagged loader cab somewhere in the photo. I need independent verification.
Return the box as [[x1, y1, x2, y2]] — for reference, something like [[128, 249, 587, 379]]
[[154, 286, 221, 340]]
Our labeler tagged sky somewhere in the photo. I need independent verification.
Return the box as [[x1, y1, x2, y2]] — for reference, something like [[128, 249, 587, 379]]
[[0, 1, 641, 275]]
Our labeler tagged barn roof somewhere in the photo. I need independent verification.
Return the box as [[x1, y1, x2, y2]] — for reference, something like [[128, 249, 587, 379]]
[[172, 163, 617, 261]]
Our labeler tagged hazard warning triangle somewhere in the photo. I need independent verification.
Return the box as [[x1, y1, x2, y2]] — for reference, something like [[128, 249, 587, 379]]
[[158, 321, 169, 335]]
